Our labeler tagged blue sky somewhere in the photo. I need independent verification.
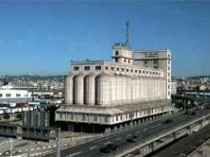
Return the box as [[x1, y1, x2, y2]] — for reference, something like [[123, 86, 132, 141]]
[[0, 0, 210, 76]]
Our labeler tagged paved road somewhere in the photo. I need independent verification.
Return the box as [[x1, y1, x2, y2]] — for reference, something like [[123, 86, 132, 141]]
[[150, 120, 210, 157], [45, 108, 210, 157]]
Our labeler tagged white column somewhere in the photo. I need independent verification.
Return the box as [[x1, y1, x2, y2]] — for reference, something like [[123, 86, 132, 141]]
[[122, 76, 127, 104], [65, 73, 74, 104], [99, 73, 111, 106], [127, 76, 132, 104], [84, 73, 96, 105], [74, 73, 84, 105]]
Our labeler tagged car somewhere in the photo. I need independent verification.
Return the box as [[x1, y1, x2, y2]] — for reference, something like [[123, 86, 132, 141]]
[[100, 147, 112, 153], [100, 143, 118, 153], [191, 111, 196, 115], [107, 143, 119, 150], [163, 119, 173, 124], [127, 135, 138, 142]]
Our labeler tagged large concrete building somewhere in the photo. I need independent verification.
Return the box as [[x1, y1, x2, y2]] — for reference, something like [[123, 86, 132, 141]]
[[56, 43, 173, 133]]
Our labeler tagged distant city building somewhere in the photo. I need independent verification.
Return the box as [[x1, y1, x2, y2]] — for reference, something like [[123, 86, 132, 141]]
[[56, 42, 173, 133], [171, 81, 177, 95], [0, 84, 31, 105]]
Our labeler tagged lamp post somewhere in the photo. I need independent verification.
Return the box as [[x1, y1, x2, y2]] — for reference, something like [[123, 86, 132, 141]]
[[56, 128, 60, 157]]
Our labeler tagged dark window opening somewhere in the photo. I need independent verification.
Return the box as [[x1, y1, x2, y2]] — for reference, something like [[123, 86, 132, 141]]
[[115, 51, 119, 55], [84, 66, 90, 70], [95, 66, 101, 70], [74, 66, 79, 70]]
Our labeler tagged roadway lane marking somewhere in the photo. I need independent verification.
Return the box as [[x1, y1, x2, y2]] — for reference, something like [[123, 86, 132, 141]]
[[143, 128, 148, 131], [115, 137, 122, 141], [93, 136, 109, 143], [68, 151, 82, 157], [126, 134, 132, 137], [89, 145, 97, 150], [103, 141, 110, 145]]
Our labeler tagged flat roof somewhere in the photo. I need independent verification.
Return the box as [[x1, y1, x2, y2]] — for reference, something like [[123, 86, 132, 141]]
[[56, 100, 171, 115]]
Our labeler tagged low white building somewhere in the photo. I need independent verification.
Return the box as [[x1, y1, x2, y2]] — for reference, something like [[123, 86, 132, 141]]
[[56, 42, 173, 133], [0, 85, 31, 105]]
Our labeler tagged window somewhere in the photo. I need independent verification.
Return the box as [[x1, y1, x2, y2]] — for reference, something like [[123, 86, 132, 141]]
[[105, 66, 109, 70], [6, 93, 11, 97], [135, 70, 137, 73], [116, 68, 119, 71], [73, 66, 79, 70], [95, 66, 101, 70], [115, 58, 118, 62], [144, 60, 147, 64], [94, 115, 97, 121], [131, 70, 133, 73], [128, 59, 130, 63], [84, 66, 90, 70], [139, 70, 141, 74], [104, 116, 108, 123], [154, 60, 158, 64], [126, 69, 129, 72], [121, 68, 124, 72], [124, 59, 126, 62], [111, 67, 114, 70], [82, 114, 85, 121], [115, 51, 119, 55], [154, 65, 158, 69], [16, 94, 21, 97], [0, 94, 2, 97]]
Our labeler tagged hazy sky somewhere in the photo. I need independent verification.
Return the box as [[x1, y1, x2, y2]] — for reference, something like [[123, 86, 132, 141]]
[[0, 0, 210, 76]]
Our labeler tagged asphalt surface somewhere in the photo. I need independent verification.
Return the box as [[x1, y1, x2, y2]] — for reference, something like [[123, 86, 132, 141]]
[[45, 108, 210, 157], [150, 120, 210, 157]]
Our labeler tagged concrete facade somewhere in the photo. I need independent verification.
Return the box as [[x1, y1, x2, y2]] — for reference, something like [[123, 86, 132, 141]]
[[56, 43, 172, 132]]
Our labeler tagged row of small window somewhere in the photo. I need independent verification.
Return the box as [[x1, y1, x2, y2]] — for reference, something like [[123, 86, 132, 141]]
[[0, 93, 22, 98], [114, 58, 131, 63], [74, 66, 101, 71], [74, 66, 161, 76], [58, 112, 109, 122], [114, 107, 166, 121]]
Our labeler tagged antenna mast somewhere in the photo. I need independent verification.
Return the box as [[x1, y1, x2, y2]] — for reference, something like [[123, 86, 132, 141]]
[[125, 21, 130, 47]]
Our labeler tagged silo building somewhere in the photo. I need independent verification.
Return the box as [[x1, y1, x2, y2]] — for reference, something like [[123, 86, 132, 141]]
[[56, 42, 172, 133]]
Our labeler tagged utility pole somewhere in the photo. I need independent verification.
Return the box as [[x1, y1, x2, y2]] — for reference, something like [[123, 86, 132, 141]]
[[56, 128, 60, 157], [10, 138, 13, 157]]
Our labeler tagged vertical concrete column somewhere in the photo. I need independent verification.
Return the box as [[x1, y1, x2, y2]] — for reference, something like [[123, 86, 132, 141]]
[[140, 77, 143, 100], [84, 73, 96, 105], [99, 73, 111, 106], [65, 73, 74, 104], [136, 78, 139, 102], [115, 76, 119, 105], [74, 73, 84, 105], [154, 78, 157, 100], [126, 77, 132, 103], [110, 76, 116, 105], [122, 76, 126, 104]]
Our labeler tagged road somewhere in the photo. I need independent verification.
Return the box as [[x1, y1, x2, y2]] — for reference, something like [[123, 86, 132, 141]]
[[150, 120, 210, 157], [45, 107, 210, 157]]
